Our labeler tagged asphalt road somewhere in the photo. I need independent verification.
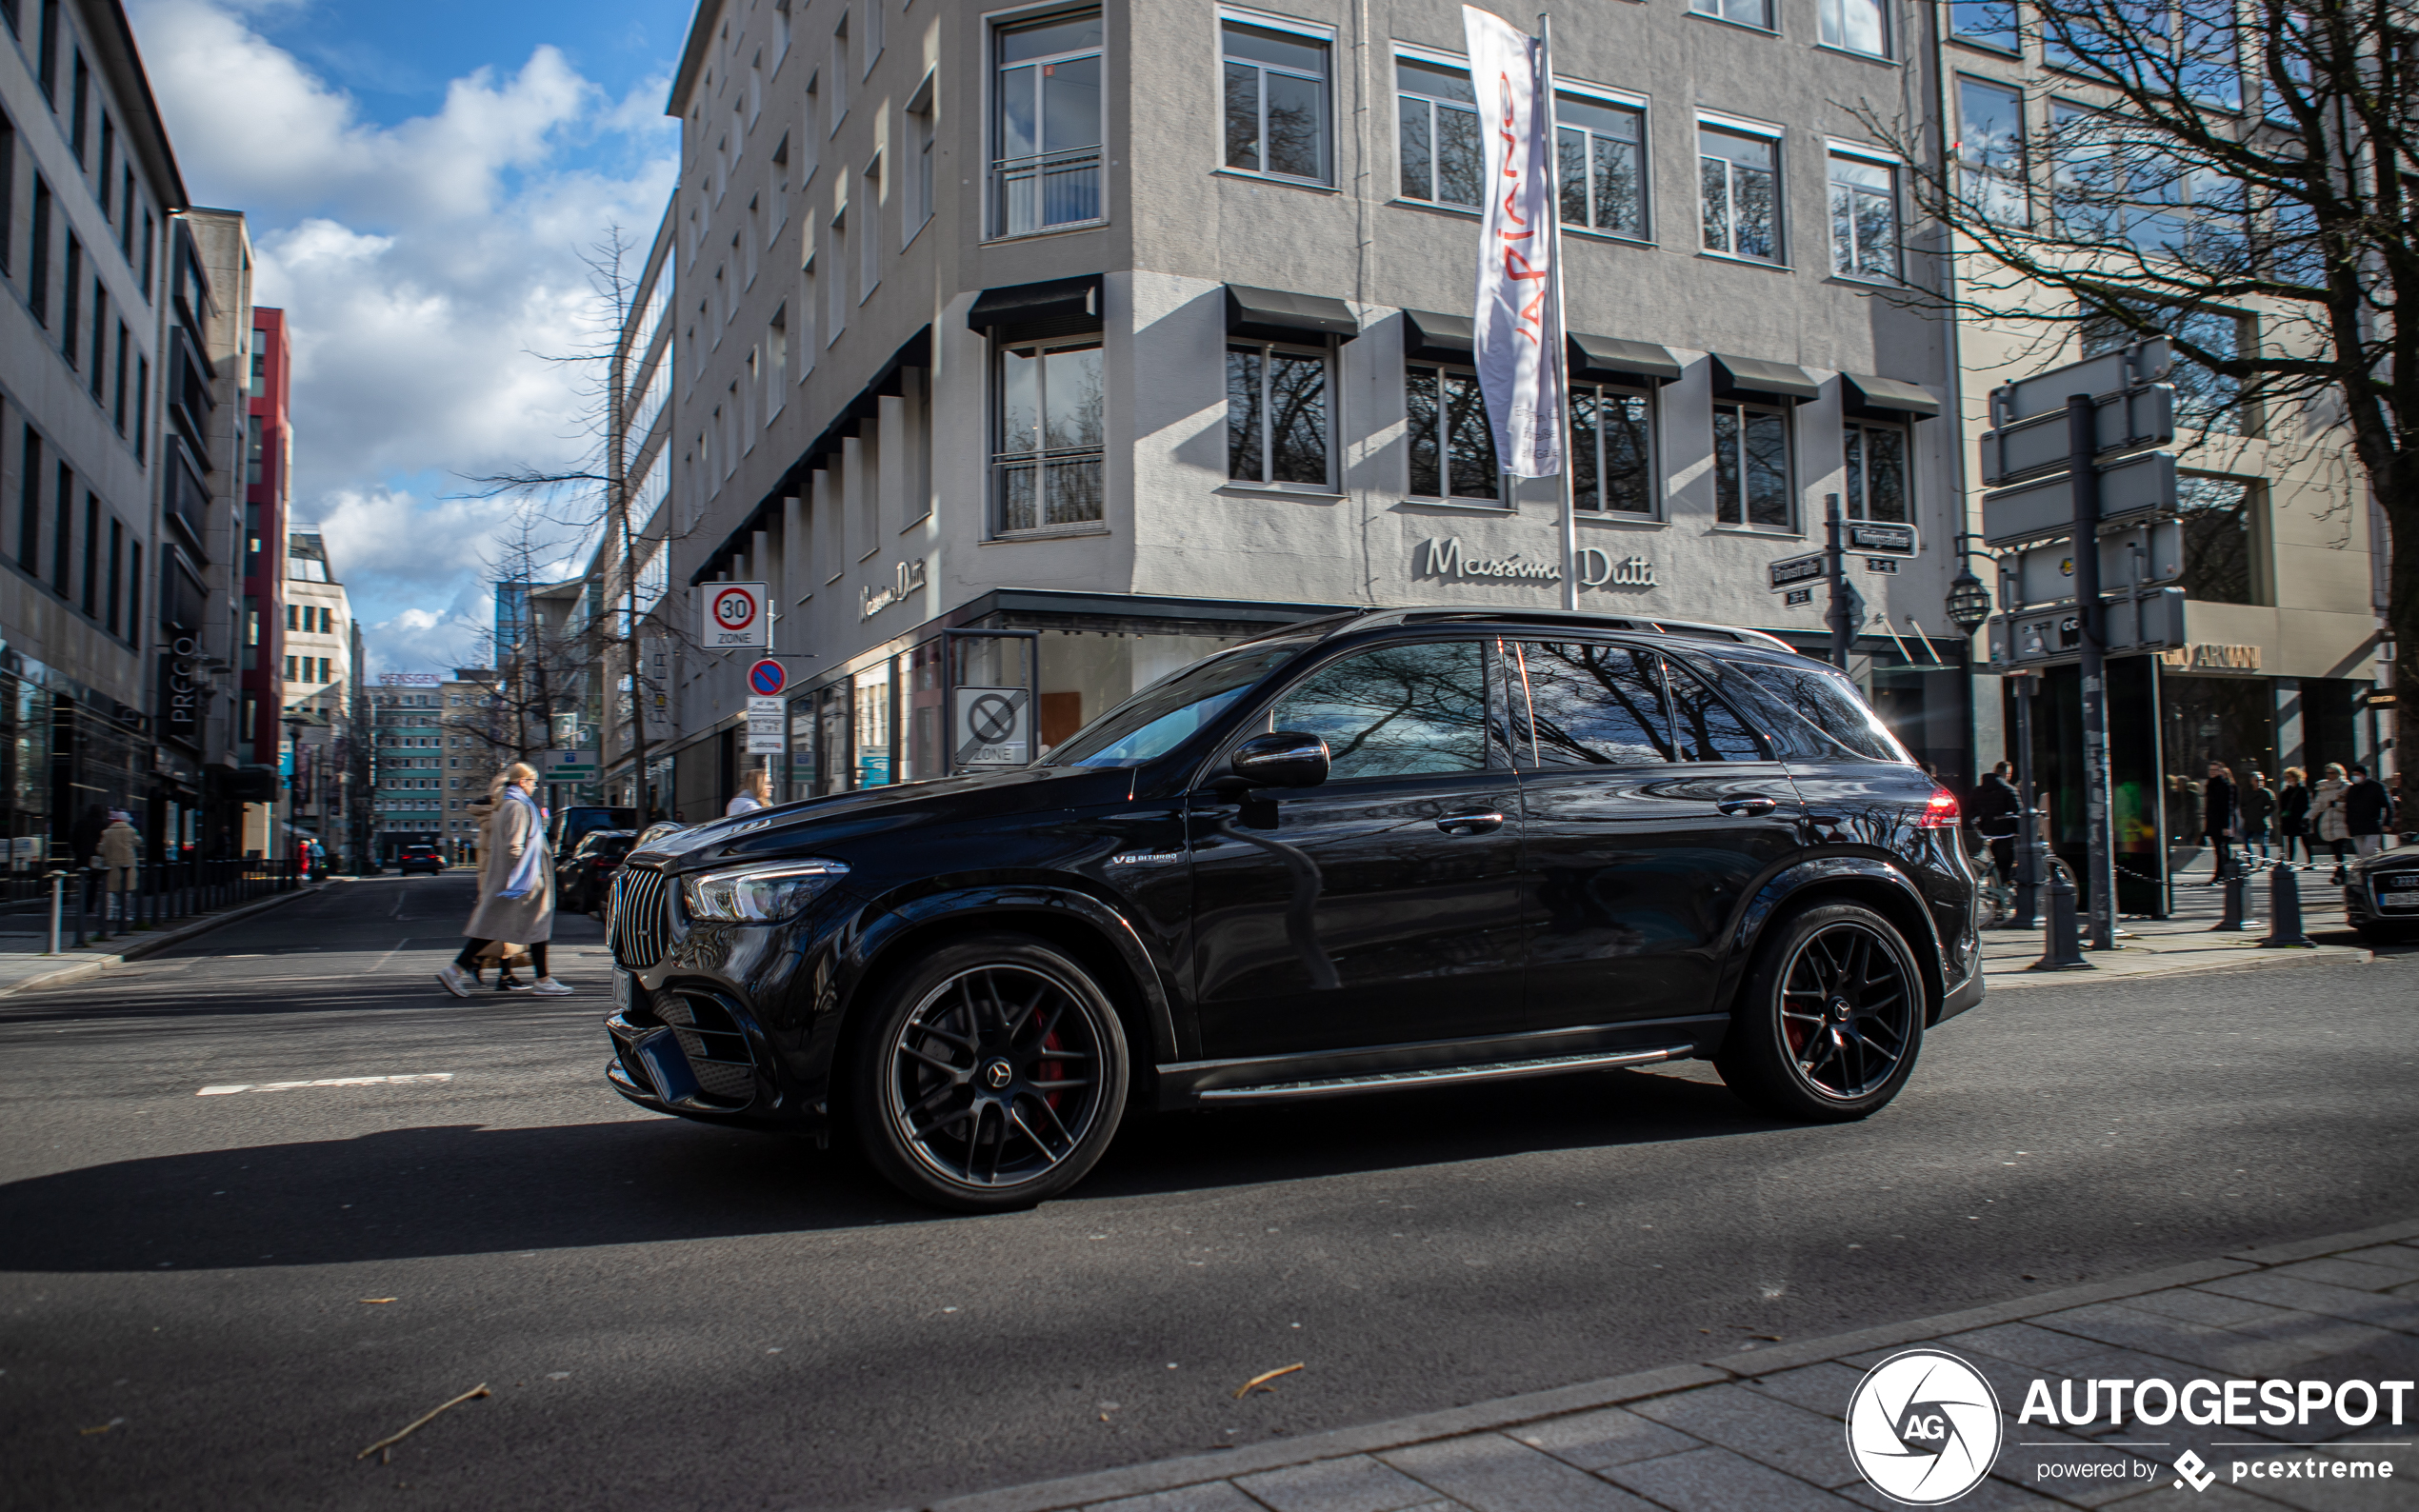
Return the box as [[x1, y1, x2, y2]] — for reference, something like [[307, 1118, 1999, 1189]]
[[2, 873, 2415, 1512]]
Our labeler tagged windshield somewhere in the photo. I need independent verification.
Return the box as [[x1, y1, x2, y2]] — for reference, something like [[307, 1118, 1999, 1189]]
[[1041, 640, 1309, 767]]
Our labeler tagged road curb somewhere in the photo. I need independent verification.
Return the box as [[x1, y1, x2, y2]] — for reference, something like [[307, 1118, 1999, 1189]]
[[912, 1215, 2419, 1512], [0, 881, 334, 999]]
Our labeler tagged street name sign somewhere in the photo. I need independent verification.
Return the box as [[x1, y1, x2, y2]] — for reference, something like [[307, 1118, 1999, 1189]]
[[540, 748, 599, 781], [953, 686, 1030, 767], [2012, 519, 2184, 607], [1981, 450, 2176, 547], [1989, 338, 2170, 428], [1980, 385, 2174, 485], [704, 582, 770, 650], [1769, 552, 1826, 591], [1843, 521, 1917, 559]]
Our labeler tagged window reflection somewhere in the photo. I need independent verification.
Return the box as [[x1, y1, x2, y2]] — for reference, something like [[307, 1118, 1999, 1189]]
[[1270, 641, 1489, 781]]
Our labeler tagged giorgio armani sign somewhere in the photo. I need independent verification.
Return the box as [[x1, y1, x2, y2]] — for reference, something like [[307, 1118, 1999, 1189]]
[[1417, 538, 1656, 589]]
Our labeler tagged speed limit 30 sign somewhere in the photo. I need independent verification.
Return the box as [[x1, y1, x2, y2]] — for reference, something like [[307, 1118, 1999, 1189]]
[[703, 582, 770, 649]]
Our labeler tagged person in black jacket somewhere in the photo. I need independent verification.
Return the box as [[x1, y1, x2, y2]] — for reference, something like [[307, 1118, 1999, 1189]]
[[2238, 770, 2275, 862], [2275, 766, 2311, 865], [2201, 762, 2238, 882], [2345, 765, 2395, 858], [1971, 761, 2022, 883]]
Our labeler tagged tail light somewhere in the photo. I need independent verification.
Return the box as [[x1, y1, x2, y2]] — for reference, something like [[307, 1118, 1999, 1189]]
[[1918, 787, 1960, 828]]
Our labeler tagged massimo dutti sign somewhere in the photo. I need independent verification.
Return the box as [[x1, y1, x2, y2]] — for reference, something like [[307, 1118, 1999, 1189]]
[[1417, 538, 1656, 588]]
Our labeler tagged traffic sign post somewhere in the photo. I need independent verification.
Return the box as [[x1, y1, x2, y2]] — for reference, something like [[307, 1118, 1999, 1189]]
[[703, 582, 770, 650], [1980, 451, 2176, 547], [2069, 391, 2117, 953]]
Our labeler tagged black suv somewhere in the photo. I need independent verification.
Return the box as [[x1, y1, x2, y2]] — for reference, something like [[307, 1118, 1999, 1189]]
[[604, 609, 1982, 1210]]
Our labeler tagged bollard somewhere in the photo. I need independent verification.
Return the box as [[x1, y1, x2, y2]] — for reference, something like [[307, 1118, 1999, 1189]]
[[2210, 861, 2249, 931], [49, 870, 65, 955], [2032, 862, 2093, 969], [2258, 861, 2317, 947]]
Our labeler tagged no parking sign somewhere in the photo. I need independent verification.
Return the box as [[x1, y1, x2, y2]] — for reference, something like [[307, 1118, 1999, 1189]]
[[747, 659, 787, 697], [703, 583, 769, 649], [953, 687, 1030, 767]]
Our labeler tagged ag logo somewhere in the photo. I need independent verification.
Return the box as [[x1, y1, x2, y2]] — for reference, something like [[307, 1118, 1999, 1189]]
[[1846, 1348, 2003, 1504]]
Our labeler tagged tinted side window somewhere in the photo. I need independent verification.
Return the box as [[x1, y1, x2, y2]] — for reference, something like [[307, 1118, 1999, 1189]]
[[1513, 641, 1675, 766], [1269, 640, 1489, 780], [1725, 657, 1909, 763], [1664, 659, 1768, 762]]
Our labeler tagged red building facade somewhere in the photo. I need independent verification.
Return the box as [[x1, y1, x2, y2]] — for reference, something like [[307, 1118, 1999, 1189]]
[[240, 308, 289, 773]]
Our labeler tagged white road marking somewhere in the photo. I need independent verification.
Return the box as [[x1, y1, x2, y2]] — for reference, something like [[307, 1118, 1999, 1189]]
[[370, 938, 412, 971], [197, 1073, 455, 1096]]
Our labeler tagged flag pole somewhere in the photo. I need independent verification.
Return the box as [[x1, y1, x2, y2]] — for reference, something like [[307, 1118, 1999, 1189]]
[[1538, 10, 1576, 612]]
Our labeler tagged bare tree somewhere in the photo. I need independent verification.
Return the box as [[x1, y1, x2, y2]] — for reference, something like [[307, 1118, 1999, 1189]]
[[1856, 0, 2414, 771]]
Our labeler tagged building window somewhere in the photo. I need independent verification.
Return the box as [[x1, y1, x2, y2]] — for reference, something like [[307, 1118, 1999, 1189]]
[[0, 118, 13, 274], [2050, 99, 2236, 260], [826, 209, 847, 340], [993, 338, 1105, 533], [1405, 363, 1498, 502], [860, 157, 882, 300], [2083, 306, 2251, 436], [29, 178, 50, 326], [1828, 152, 1898, 279], [1950, 0, 2018, 50], [1225, 342, 1329, 486], [1691, 0, 1772, 30], [1712, 402, 1790, 527], [2176, 474, 2257, 604], [286, 654, 298, 681], [1842, 422, 1909, 522], [906, 77, 936, 237], [1395, 56, 1479, 209], [1222, 18, 1331, 184], [1819, 0, 1889, 55], [1699, 125, 1781, 262], [1556, 93, 1647, 239], [830, 14, 850, 129], [1570, 386, 1655, 514], [62, 235, 80, 364], [991, 11, 1104, 237], [1956, 77, 2028, 224]]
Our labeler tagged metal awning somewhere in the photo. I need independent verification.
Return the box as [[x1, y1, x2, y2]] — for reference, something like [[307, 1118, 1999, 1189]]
[[1709, 353, 1821, 405], [1401, 309, 1474, 361], [1839, 372, 1942, 420], [967, 274, 1104, 337], [1226, 285, 1359, 343], [1568, 332, 1683, 386]]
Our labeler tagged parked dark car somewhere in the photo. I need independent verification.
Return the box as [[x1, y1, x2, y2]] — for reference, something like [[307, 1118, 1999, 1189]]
[[560, 829, 638, 917], [397, 844, 445, 876], [2342, 848, 2419, 943], [603, 608, 1983, 1210], [551, 806, 639, 859]]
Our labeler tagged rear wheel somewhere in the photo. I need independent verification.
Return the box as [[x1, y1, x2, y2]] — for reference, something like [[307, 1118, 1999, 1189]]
[[849, 934, 1130, 1212], [1717, 902, 1924, 1122]]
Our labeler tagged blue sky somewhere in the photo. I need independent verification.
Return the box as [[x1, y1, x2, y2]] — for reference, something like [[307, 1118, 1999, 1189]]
[[127, 0, 690, 674]]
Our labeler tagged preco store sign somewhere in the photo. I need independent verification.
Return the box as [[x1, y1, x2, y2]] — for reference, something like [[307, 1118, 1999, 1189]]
[[1418, 538, 1656, 588], [159, 637, 207, 740]]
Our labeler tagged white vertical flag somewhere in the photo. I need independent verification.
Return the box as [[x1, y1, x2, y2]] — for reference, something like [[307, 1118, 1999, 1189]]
[[1463, 6, 1564, 478]]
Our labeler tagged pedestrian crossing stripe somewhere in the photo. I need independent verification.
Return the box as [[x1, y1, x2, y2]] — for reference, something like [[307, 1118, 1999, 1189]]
[[196, 1073, 454, 1096]]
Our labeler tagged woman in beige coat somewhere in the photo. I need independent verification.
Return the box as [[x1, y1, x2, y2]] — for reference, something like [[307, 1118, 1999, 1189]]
[[2309, 762, 2353, 881], [435, 763, 569, 997]]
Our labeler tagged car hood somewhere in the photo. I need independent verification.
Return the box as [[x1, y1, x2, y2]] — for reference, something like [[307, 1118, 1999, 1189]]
[[625, 765, 1140, 873], [2346, 848, 2419, 882]]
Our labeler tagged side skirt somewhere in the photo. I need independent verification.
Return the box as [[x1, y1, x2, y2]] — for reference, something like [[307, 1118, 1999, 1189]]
[[1155, 1016, 1729, 1109]]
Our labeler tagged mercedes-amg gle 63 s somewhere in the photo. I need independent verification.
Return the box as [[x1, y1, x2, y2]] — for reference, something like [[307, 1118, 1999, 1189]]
[[604, 609, 1984, 1210]]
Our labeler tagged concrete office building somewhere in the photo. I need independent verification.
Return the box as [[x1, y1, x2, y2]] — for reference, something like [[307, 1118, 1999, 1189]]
[[282, 526, 354, 866], [1939, 7, 2389, 908], [0, 0, 186, 867], [370, 675, 447, 861], [650, 0, 1972, 815], [597, 202, 676, 816]]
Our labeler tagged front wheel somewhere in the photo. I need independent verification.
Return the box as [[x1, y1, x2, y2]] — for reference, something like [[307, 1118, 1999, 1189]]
[[1717, 902, 1925, 1122], [849, 935, 1130, 1212]]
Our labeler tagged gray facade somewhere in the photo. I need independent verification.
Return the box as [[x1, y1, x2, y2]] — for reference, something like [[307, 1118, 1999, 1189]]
[[658, 0, 1969, 813]]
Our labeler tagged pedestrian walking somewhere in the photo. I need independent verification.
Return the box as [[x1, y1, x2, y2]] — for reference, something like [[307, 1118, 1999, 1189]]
[[726, 766, 772, 817], [1971, 761, 2021, 883], [2276, 767, 2310, 865], [2199, 762, 2238, 883], [2310, 763, 2353, 882], [98, 810, 140, 921], [2238, 770, 2274, 862], [2345, 765, 2395, 858], [435, 763, 570, 998]]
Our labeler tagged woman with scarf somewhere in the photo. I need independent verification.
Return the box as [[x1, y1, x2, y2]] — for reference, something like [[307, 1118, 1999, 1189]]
[[435, 763, 570, 997]]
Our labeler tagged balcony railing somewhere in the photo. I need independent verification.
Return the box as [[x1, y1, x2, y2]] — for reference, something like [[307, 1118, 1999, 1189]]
[[991, 149, 1104, 238], [992, 448, 1105, 533]]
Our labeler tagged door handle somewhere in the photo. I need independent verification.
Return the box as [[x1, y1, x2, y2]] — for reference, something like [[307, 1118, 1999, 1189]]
[[1715, 796, 1781, 817], [1435, 808, 1507, 836]]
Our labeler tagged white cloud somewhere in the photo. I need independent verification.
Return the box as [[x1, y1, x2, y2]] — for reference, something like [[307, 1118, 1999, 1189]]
[[127, 0, 678, 676]]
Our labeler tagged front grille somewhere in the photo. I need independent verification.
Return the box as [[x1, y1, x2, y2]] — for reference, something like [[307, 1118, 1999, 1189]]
[[611, 865, 672, 967], [655, 993, 757, 1102], [2373, 872, 2419, 913]]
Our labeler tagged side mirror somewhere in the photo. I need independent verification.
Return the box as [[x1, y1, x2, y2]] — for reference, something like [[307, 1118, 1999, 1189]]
[[1227, 730, 1330, 790]]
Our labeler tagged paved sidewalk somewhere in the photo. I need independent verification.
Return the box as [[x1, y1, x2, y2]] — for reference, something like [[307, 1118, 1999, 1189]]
[[922, 1218, 2419, 1512], [1980, 861, 2406, 989], [0, 879, 329, 997]]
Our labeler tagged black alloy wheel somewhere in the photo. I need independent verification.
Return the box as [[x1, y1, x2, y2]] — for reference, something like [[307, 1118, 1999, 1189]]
[[850, 935, 1130, 1211], [1717, 901, 1924, 1122]]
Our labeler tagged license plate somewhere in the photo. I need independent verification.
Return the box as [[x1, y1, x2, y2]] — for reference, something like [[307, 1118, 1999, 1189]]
[[613, 969, 631, 1009], [2381, 890, 2419, 908]]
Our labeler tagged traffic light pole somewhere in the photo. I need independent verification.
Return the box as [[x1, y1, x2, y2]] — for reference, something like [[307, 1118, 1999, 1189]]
[[2069, 393, 2116, 950]]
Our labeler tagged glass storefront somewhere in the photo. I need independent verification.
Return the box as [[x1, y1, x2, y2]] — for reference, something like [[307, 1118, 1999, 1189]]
[[2159, 671, 2275, 870]]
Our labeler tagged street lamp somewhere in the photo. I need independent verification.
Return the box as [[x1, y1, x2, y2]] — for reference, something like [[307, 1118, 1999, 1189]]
[[1946, 567, 1993, 633]]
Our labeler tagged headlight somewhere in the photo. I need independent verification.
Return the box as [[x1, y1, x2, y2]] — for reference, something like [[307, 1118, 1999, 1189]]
[[681, 859, 850, 923]]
